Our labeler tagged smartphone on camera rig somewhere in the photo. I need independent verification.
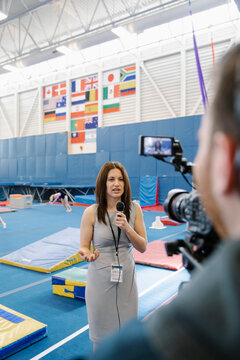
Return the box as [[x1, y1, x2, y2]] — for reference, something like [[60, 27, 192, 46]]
[[139, 135, 220, 272]]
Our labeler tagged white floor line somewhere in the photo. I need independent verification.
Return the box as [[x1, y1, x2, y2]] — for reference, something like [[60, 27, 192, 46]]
[[30, 268, 184, 359], [0, 278, 51, 298], [139, 268, 184, 298], [30, 325, 89, 360]]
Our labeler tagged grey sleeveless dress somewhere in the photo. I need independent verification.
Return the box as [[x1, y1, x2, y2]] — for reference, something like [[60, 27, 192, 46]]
[[86, 202, 138, 343]]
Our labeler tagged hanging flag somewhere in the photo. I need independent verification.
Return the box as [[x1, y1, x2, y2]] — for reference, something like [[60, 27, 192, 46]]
[[88, 89, 98, 102], [71, 119, 85, 131], [103, 99, 120, 114], [85, 103, 98, 116], [120, 66, 136, 82], [43, 85, 53, 99], [85, 116, 98, 129], [43, 97, 57, 111], [120, 80, 136, 96], [82, 75, 98, 91], [52, 82, 66, 97], [71, 92, 86, 105], [85, 129, 96, 143], [71, 104, 85, 119], [71, 131, 85, 144], [103, 70, 120, 85], [44, 110, 56, 122], [103, 85, 120, 99], [72, 79, 82, 93]]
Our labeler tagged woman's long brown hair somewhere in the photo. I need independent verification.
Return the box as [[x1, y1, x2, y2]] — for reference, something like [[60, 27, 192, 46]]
[[95, 161, 131, 224]]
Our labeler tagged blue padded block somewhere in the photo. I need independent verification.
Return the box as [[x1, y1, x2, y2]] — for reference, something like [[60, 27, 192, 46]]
[[96, 151, 110, 173], [159, 176, 175, 204], [110, 151, 125, 166], [46, 134, 56, 156], [26, 157, 36, 179], [0, 139, 9, 158], [157, 118, 176, 137], [16, 137, 27, 158], [83, 154, 97, 178], [129, 177, 140, 200], [8, 138, 17, 158], [26, 136, 35, 157], [18, 158, 26, 178], [9, 159, 17, 179], [46, 156, 56, 178], [36, 156, 45, 179], [125, 123, 140, 152], [56, 154, 67, 182], [56, 132, 67, 155], [97, 127, 110, 152], [140, 156, 157, 177], [35, 135, 46, 156], [67, 155, 83, 179], [0, 158, 9, 178], [110, 125, 125, 152], [125, 151, 140, 177]]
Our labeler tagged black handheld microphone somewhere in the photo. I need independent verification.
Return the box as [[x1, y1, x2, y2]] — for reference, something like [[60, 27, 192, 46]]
[[116, 202, 125, 239]]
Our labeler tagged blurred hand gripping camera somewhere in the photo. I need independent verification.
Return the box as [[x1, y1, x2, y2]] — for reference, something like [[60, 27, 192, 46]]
[[139, 135, 220, 273]]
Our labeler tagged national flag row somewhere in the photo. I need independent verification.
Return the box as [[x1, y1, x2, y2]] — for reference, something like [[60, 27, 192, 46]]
[[71, 129, 96, 144]]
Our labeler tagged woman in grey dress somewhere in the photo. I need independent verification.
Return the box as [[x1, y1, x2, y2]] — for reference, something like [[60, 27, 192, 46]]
[[78, 161, 147, 350]]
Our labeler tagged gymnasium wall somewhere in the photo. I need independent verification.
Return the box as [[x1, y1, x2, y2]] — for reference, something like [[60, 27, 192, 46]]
[[0, 115, 201, 203]]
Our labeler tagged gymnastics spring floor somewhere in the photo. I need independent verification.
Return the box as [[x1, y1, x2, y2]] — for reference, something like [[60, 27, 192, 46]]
[[0, 203, 189, 360]]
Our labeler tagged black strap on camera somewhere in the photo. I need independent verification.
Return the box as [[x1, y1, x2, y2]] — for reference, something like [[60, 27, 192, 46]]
[[107, 212, 120, 257]]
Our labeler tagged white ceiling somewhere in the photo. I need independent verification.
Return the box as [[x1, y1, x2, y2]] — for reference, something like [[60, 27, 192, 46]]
[[0, 0, 228, 72]]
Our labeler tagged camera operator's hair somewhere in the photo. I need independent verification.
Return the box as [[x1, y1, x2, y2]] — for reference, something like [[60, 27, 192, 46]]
[[95, 161, 131, 224], [212, 44, 240, 144]]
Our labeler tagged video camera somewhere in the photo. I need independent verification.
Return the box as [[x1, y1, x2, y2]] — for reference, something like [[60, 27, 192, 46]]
[[139, 135, 220, 272]]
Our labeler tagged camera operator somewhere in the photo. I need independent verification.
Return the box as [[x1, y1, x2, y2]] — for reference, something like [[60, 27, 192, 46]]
[[89, 44, 240, 360]]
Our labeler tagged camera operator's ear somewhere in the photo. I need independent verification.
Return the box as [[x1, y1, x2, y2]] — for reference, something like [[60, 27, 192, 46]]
[[212, 132, 236, 194]]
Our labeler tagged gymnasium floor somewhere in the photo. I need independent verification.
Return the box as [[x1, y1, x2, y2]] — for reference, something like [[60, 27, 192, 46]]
[[0, 203, 189, 360]]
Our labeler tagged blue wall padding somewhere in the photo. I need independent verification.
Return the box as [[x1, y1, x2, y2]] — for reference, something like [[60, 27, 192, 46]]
[[1, 139, 9, 158], [26, 136, 35, 157], [110, 125, 125, 152], [46, 134, 56, 156], [0, 115, 201, 202], [46, 156, 56, 178], [56, 154, 67, 183], [67, 154, 84, 180], [96, 151, 110, 173], [35, 134, 46, 156], [8, 158, 17, 179], [139, 176, 158, 206], [17, 137, 27, 157], [75, 195, 96, 204], [56, 132, 68, 155], [26, 157, 36, 179], [97, 127, 110, 152], [110, 151, 125, 165], [8, 138, 17, 158], [18, 158, 26, 179]]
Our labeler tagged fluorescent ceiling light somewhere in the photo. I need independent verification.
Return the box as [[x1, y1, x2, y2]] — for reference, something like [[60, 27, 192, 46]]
[[3, 64, 18, 72], [0, 10, 7, 21], [56, 45, 75, 55]]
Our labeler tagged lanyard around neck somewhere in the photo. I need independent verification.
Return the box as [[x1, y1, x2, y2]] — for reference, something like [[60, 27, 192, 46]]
[[106, 212, 120, 256]]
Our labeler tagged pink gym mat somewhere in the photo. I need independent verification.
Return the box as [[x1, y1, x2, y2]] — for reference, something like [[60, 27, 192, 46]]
[[133, 240, 183, 271]]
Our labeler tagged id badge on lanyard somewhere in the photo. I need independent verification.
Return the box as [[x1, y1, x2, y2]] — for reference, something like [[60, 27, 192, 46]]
[[111, 264, 123, 282]]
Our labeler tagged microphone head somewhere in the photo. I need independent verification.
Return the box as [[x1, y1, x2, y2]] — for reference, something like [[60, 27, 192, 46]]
[[116, 201, 125, 212]]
